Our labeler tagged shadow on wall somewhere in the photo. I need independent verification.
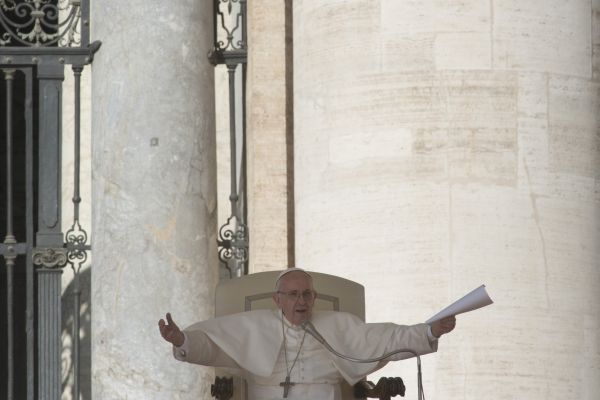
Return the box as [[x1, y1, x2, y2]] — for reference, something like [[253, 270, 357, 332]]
[[61, 266, 92, 400]]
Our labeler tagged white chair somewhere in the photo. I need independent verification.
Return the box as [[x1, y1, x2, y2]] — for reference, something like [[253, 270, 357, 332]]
[[210, 271, 406, 400]]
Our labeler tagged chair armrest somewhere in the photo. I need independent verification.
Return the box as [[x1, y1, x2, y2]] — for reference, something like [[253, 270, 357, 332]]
[[211, 375, 405, 400], [353, 377, 406, 400], [211, 376, 234, 400]]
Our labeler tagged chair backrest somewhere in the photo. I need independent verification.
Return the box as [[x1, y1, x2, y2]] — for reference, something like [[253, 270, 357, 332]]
[[215, 270, 365, 320], [213, 270, 366, 400]]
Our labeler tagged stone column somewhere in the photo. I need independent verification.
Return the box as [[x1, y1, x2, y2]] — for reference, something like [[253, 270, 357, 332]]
[[294, 1, 599, 400], [91, 2, 218, 399]]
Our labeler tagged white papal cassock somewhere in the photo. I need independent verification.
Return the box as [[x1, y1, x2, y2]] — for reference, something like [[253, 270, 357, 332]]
[[174, 309, 438, 400]]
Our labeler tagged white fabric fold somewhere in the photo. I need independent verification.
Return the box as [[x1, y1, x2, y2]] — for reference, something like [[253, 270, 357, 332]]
[[182, 309, 437, 385]]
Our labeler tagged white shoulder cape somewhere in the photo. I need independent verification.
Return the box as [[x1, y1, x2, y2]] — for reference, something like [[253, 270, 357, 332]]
[[184, 310, 436, 385]]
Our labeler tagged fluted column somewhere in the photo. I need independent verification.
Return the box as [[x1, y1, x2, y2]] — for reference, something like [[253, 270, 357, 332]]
[[294, 1, 599, 400], [91, 2, 218, 399]]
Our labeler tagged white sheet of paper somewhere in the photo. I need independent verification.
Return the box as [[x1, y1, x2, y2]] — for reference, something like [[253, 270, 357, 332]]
[[425, 285, 493, 324]]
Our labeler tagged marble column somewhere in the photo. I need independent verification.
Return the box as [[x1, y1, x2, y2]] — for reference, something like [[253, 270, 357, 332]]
[[294, 1, 600, 400], [91, 2, 218, 399]]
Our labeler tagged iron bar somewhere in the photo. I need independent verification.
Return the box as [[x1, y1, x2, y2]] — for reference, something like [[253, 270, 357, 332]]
[[72, 65, 82, 220], [71, 64, 84, 400], [240, 62, 248, 276], [213, 0, 248, 277], [80, 0, 90, 45], [3, 67, 16, 400], [240, 0, 247, 51], [211, 0, 218, 59], [227, 63, 238, 216], [4, 69, 15, 236], [24, 67, 34, 400]]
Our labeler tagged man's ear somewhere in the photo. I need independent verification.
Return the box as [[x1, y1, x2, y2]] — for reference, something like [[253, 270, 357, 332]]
[[272, 292, 281, 308]]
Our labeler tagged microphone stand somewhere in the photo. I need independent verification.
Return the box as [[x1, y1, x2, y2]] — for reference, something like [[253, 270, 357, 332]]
[[302, 321, 425, 400]]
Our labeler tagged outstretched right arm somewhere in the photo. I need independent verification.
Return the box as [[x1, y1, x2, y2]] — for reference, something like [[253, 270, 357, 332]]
[[158, 313, 239, 368]]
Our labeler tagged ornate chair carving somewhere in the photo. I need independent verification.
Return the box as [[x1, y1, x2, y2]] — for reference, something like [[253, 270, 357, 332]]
[[210, 270, 405, 400]]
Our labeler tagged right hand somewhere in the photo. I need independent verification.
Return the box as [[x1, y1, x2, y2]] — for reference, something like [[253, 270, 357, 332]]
[[158, 312, 185, 347]]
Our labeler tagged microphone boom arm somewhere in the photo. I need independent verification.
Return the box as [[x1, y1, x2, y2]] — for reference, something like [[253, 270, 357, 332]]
[[301, 320, 425, 400]]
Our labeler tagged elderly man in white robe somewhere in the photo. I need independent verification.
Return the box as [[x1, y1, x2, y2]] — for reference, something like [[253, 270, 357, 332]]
[[159, 269, 456, 400]]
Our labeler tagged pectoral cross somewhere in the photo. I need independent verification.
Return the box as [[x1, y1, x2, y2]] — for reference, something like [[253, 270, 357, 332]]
[[279, 375, 295, 398]]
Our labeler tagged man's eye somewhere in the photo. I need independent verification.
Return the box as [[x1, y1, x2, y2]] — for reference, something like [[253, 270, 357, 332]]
[[288, 291, 299, 297]]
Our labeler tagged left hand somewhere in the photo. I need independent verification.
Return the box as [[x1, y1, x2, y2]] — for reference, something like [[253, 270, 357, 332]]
[[430, 315, 456, 338]]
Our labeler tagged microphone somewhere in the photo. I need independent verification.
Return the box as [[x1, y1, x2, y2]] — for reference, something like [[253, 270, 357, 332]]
[[300, 321, 328, 346], [301, 320, 425, 400]]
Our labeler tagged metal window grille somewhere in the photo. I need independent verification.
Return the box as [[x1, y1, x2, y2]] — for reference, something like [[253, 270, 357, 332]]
[[0, 1, 100, 399], [210, 0, 249, 279], [2, 1, 249, 398]]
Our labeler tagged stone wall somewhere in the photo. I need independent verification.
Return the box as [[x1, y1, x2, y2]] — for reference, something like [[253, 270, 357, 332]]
[[293, 1, 600, 399]]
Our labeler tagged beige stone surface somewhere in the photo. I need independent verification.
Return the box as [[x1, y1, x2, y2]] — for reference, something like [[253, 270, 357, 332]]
[[215, 64, 231, 236], [434, 33, 491, 70], [381, 0, 491, 73], [246, 0, 292, 273], [293, 1, 600, 399], [549, 77, 600, 178], [381, 0, 490, 34], [493, 0, 592, 77]]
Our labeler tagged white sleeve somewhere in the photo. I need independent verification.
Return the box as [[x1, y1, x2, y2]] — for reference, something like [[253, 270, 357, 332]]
[[427, 325, 438, 343], [383, 323, 439, 362], [172, 329, 240, 368], [173, 332, 191, 361]]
